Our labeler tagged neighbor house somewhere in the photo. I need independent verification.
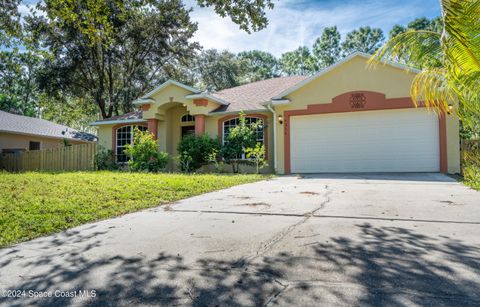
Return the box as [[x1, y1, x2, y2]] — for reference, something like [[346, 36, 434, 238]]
[[91, 52, 460, 174], [0, 110, 97, 153]]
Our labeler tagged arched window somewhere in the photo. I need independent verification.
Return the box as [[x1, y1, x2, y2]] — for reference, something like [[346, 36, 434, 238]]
[[222, 117, 264, 145], [181, 114, 195, 122], [115, 125, 147, 163]]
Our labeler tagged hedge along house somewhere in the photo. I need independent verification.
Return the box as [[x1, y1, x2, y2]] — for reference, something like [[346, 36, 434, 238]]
[[91, 52, 460, 174]]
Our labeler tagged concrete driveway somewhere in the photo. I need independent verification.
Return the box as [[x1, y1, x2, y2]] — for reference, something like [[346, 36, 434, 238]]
[[1, 173, 479, 306]]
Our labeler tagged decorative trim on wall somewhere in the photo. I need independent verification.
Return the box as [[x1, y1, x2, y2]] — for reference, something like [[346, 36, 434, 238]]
[[193, 99, 208, 107]]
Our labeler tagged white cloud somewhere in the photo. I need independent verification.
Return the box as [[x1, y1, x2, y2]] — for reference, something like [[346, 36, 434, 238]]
[[188, 0, 441, 57]]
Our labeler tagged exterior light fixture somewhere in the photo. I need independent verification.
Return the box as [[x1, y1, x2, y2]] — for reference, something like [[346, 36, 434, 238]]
[[278, 115, 284, 125]]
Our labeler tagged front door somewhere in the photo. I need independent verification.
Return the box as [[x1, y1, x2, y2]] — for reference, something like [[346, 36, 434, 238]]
[[181, 126, 195, 138]]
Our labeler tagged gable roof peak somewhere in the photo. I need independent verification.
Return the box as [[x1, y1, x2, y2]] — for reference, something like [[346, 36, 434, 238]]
[[272, 52, 420, 99]]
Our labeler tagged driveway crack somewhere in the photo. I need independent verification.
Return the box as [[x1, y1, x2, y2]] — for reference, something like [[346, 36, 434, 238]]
[[242, 185, 332, 265]]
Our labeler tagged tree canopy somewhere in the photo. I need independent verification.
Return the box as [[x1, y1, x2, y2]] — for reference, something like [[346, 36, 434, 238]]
[[342, 26, 385, 55], [5, 0, 473, 136], [27, 0, 200, 119], [312, 26, 342, 69]]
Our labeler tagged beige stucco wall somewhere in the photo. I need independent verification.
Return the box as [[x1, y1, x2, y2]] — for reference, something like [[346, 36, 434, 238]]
[[95, 56, 460, 174], [0, 132, 84, 152], [446, 114, 461, 174], [273, 55, 460, 174], [97, 125, 114, 150]]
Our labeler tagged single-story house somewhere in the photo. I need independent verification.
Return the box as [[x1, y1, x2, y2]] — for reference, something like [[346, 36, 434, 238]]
[[91, 52, 460, 174], [0, 110, 97, 153]]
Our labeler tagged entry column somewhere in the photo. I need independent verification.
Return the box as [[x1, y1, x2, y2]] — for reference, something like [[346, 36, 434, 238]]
[[194, 115, 205, 135], [147, 119, 158, 139]]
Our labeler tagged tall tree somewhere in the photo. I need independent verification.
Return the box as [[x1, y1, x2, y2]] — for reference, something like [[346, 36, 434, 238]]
[[388, 17, 443, 68], [194, 49, 245, 91], [27, 0, 199, 119], [0, 49, 41, 116], [280, 46, 317, 75], [342, 26, 384, 55], [312, 26, 342, 69], [0, 0, 21, 45], [390, 17, 443, 39], [39, 94, 98, 132], [371, 0, 480, 131], [197, 0, 274, 33], [237, 50, 281, 82]]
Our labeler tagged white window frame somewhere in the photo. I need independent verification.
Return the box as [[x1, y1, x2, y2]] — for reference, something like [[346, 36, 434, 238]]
[[181, 114, 195, 123], [115, 125, 147, 163], [222, 117, 264, 145], [222, 117, 265, 159]]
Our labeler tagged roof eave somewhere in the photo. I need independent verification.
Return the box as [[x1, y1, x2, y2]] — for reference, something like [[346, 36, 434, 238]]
[[0, 129, 97, 143], [141, 80, 201, 99], [90, 119, 147, 126], [185, 93, 230, 106], [263, 99, 291, 106], [208, 108, 268, 116], [133, 98, 155, 106]]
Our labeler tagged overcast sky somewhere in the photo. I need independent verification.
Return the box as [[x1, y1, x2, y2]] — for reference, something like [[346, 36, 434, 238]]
[[19, 0, 442, 57]]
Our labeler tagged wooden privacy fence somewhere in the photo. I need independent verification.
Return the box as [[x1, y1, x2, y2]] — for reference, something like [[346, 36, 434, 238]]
[[0, 143, 98, 172]]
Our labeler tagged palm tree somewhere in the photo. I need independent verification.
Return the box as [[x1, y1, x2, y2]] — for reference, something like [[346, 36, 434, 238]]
[[369, 0, 479, 127]]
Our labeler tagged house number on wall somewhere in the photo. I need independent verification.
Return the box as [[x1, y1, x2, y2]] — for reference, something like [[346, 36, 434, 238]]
[[350, 93, 366, 109]]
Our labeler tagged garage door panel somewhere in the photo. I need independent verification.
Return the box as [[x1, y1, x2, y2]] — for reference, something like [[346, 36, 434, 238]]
[[290, 109, 439, 173]]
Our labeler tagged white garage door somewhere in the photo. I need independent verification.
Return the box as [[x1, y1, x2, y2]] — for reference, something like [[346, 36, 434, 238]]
[[290, 109, 440, 173]]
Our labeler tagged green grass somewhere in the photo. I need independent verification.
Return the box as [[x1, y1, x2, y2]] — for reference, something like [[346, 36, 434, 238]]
[[0, 171, 268, 248]]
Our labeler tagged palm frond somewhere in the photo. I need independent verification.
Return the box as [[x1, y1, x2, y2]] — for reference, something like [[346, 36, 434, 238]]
[[442, 0, 480, 73], [410, 68, 455, 114], [369, 30, 442, 69]]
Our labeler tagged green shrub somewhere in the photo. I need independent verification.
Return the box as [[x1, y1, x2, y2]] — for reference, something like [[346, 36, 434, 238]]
[[124, 128, 169, 172], [207, 148, 225, 172], [221, 112, 261, 173], [95, 147, 118, 170], [176, 151, 193, 172], [177, 133, 220, 172], [462, 141, 480, 190]]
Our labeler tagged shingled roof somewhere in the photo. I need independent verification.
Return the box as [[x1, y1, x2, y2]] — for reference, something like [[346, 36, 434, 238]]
[[92, 76, 309, 125], [209, 76, 308, 113], [92, 110, 144, 124], [0, 110, 97, 142]]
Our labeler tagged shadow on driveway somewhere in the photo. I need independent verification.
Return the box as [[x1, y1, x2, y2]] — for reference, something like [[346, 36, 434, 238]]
[[1, 223, 479, 306]]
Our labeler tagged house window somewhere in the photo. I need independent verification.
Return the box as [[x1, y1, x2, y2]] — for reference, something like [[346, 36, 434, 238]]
[[29, 141, 40, 151], [115, 125, 147, 163], [222, 117, 264, 145], [181, 114, 195, 122]]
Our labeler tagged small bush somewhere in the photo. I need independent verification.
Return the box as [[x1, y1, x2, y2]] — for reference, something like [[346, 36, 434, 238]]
[[221, 112, 261, 173], [95, 147, 118, 170], [177, 134, 220, 172], [124, 128, 169, 172], [245, 143, 268, 174]]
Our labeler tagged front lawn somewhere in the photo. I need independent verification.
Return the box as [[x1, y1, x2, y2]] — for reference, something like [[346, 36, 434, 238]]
[[0, 171, 267, 247]]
